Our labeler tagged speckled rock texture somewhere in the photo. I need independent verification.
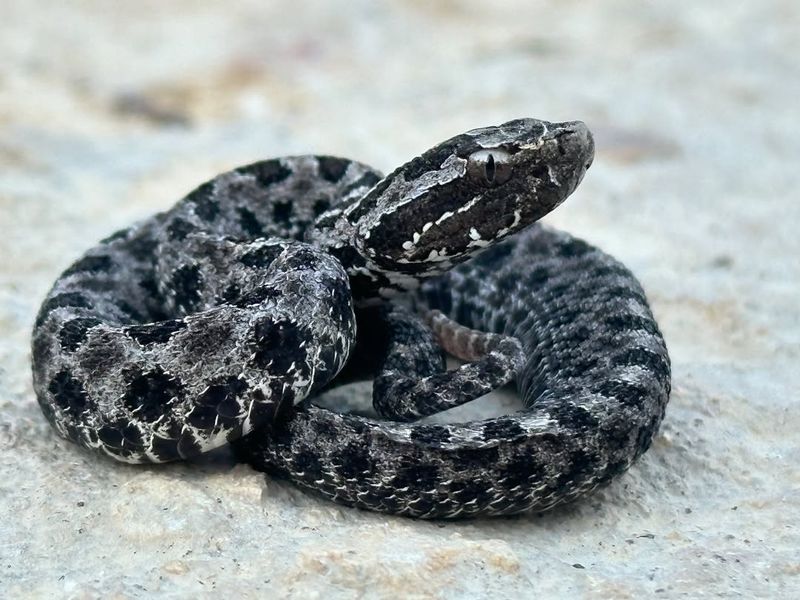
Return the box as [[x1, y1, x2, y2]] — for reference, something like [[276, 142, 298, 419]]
[[1, 1, 797, 597]]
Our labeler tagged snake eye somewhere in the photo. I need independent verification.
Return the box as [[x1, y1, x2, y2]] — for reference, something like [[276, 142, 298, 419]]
[[467, 149, 513, 186]]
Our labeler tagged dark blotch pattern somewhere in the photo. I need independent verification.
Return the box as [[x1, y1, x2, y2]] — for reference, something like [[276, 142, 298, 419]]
[[410, 425, 452, 445], [233, 286, 281, 307], [317, 156, 350, 183], [187, 181, 220, 221], [237, 207, 264, 236], [177, 432, 202, 458], [251, 318, 302, 372], [190, 376, 249, 429], [595, 379, 648, 408], [336, 442, 373, 479], [58, 317, 102, 352], [48, 371, 92, 417], [122, 367, 184, 422], [171, 264, 203, 313], [556, 237, 591, 258], [240, 244, 283, 269], [167, 218, 196, 241], [293, 448, 323, 480], [272, 201, 292, 225], [392, 461, 439, 492], [604, 314, 660, 336], [312, 198, 330, 217], [611, 347, 670, 381], [482, 418, 526, 441], [35, 292, 93, 327], [243, 160, 292, 188], [125, 319, 188, 345], [499, 452, 546, 489], [151, 435, 181, 462], [127, 235, 159, 262], [97, 421, 144, 455], [62, 254, 113, 277]]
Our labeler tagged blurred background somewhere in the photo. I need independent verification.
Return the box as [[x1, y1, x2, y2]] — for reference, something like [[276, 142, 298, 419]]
[[1, 1, 797, 597]]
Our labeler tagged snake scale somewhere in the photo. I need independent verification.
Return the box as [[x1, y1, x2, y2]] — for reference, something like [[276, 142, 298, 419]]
[[31, 118, 670, 518]]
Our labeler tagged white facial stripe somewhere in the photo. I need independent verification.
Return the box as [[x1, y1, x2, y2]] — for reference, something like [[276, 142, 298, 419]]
[[402, 153, 467, 203], [467, 238, 491, 249], [435, 211, 454, 225], [547, 165, 560, 186], [495, 209, 522, 238]]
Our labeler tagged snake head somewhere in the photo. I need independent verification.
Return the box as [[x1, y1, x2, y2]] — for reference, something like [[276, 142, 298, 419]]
[[352, 118, 594, 276]]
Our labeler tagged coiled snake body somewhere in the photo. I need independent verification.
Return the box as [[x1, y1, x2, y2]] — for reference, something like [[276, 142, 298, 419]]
[[32, 119, 670, 518]]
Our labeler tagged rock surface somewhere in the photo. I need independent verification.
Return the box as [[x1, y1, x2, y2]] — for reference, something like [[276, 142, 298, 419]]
[[1, 1, 797, 597]]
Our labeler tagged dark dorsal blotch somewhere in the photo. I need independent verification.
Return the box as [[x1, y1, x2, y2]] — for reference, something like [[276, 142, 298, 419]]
[[166, 218, 196, 241], [122, 366, 184, 422], [237, 207, 264, 236], [317, 156, 350, 183], [242, 159, 292, 188], [170, 264, 203, 313], [272, 200, 293, 225], [186, 181, 220, 222], [62, 255, 113, 277]]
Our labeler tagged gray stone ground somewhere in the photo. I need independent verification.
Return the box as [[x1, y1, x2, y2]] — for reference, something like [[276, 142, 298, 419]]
[[1, 1, 798, 597]]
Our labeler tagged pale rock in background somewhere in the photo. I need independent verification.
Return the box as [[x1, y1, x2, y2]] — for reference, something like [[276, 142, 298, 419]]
[[1, 1, 798, 597]]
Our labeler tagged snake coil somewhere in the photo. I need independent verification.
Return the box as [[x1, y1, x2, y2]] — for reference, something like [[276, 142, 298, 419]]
[[32, 118, 670, 518]]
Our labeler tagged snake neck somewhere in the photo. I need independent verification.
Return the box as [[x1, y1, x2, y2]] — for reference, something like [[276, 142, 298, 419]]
[[307, 198, 411, 306]]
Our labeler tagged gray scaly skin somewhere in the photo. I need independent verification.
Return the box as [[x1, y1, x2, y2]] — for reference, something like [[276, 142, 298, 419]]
[[31, 118, 670, 518]]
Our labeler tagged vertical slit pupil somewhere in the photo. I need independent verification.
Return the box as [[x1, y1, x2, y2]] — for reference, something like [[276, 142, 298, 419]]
[[485, 153, 496, 182]]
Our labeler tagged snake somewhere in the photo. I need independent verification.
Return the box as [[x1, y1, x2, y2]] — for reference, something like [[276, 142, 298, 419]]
[[31, 118, 670, 519]]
